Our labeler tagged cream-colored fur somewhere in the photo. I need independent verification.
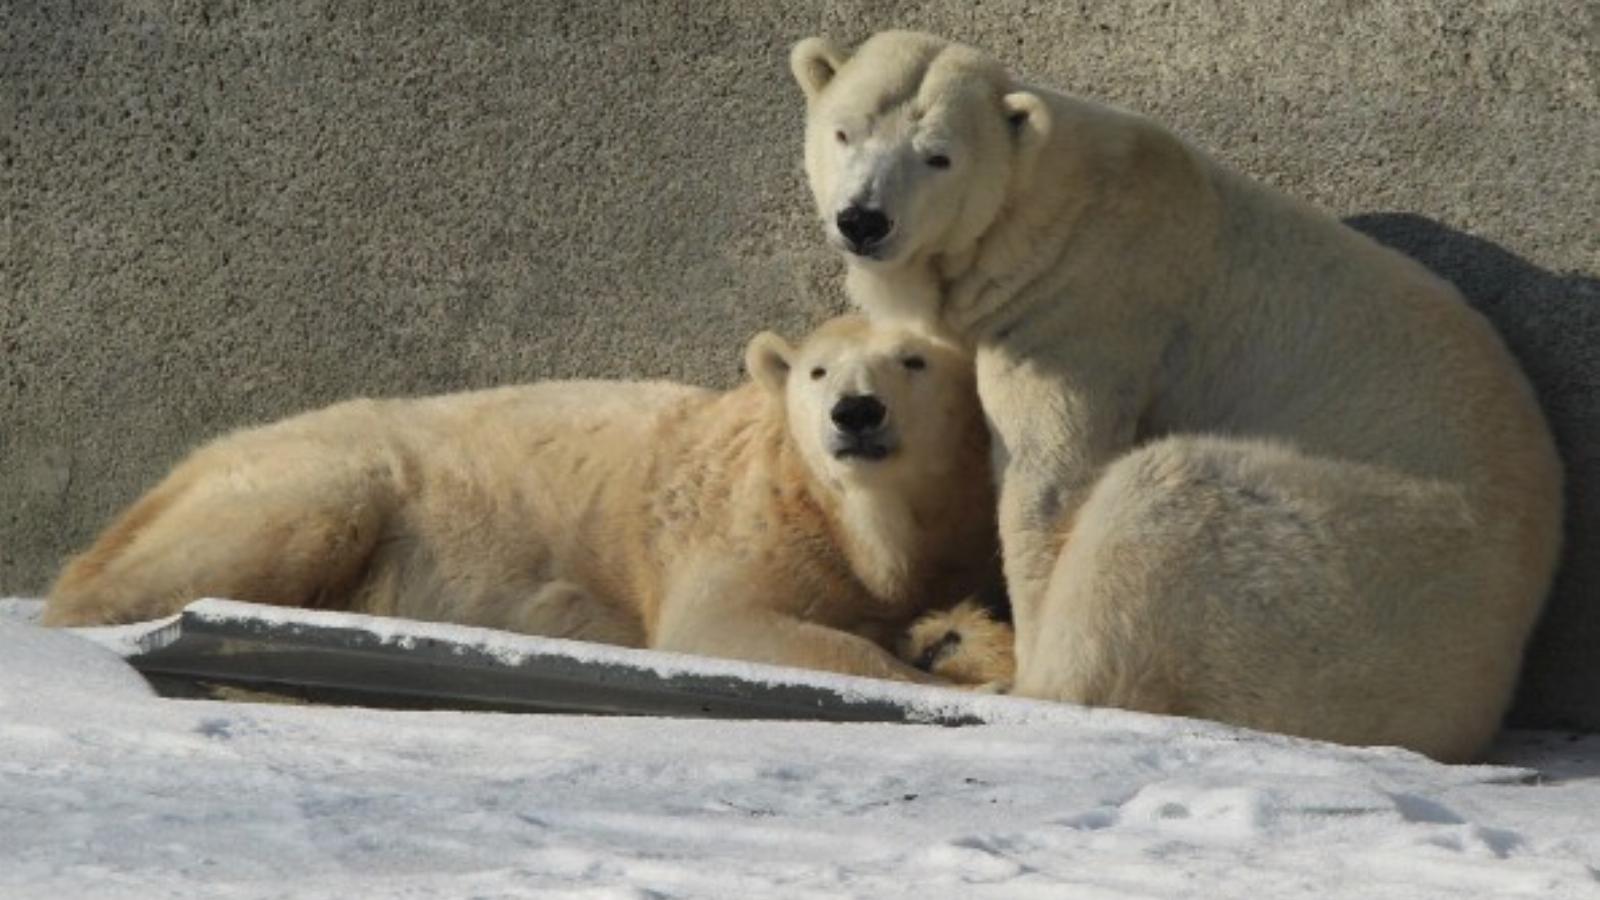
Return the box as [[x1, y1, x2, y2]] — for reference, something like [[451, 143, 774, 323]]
[[46, 316, 999, 684], [792, 31, 1563, 760], [899, 598, 1016, 686]]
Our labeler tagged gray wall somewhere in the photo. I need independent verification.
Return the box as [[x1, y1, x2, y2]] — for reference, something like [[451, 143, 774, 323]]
[[4, 1, 1596, 730]]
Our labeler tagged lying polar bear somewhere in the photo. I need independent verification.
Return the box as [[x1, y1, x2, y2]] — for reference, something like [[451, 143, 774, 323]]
[[45, 316, 1004, 684], [792, 30, 1563, 759]]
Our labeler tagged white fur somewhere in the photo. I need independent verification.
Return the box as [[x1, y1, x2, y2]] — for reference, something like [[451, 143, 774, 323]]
[[793, 30, 1563, 761]]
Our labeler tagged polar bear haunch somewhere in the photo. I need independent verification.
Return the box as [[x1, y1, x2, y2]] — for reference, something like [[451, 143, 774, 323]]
[[793, 30, 1563, 760]]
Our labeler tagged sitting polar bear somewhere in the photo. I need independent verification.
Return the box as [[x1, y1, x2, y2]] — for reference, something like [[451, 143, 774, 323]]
[[791, 30, 1563, 759], [45, 315, 1004, 685]]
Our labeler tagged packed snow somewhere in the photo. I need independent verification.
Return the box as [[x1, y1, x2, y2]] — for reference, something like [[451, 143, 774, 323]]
[[3, 598, 1597, 898]]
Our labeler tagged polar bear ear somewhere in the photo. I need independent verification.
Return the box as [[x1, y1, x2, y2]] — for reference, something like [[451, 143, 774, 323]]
[[745, 331, 794, 395], [791, 37, 849, 102], [1002, 91, 1051, 161]]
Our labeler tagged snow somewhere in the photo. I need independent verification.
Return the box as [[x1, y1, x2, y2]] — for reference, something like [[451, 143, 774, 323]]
[[0, 595, 43, 625], [3, 598, 1598, 898]]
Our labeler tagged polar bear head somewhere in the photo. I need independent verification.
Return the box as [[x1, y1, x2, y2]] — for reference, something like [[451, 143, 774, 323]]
[[790, 31, 1049, 273], [744, 315, 983, 490]]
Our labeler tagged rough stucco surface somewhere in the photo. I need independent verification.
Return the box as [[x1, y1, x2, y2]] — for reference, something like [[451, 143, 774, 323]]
[[3, 1, 1596, 729]]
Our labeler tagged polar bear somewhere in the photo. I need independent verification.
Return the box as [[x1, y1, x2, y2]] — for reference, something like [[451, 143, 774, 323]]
[[45, 315, 1001, 684], [791, 30, 1563, 759]]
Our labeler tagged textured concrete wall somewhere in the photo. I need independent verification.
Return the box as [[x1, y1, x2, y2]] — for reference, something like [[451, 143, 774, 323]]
[[4, 1, 1596, 729]]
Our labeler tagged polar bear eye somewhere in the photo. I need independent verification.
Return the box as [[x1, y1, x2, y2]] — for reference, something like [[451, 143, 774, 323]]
[[926, 154, 951, 169], [902, 356, 927, 371], [810, 366, 826, 380], [834, 130, 848, 145]]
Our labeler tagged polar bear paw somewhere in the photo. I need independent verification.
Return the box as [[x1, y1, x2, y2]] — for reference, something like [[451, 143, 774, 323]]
[[897, 598, 1016, 687]]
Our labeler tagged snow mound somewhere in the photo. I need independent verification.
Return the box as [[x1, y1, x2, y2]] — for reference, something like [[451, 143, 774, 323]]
[[0, 596, 44, 624], [1, 609, 1597, 897], [0, 614, 155, 708]]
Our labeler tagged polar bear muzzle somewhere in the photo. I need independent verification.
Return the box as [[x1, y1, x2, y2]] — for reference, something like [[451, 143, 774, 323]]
[[835, 205, 893, 256], [829, 393, 897, 461]]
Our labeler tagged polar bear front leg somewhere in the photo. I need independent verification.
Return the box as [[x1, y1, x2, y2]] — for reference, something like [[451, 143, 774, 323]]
[[654, 565, 937, 683], [974, 339, 1151, 668], [502, 580, 647, 648]]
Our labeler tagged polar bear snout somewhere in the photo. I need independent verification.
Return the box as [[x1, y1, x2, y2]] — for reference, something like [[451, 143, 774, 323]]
[[831, 393, 886, 433], [835, 204, 893, 255], [829, 394, 896, 461]]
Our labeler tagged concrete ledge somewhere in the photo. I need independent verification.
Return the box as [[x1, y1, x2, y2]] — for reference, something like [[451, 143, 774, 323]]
[[4, 2, 1596, 728]]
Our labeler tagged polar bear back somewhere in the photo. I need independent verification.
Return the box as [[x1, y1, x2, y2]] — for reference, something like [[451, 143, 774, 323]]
[[1147, 157, 1554, 499]]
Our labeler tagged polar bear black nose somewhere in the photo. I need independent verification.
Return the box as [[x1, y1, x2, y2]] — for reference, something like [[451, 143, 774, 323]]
[[831, 394, 886, 433], [836, 206, 891, 249]]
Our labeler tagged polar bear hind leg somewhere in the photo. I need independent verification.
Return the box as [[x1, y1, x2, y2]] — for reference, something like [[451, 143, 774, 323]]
[[1015, 434, 1515, 762], [45, 448, 394, 627]]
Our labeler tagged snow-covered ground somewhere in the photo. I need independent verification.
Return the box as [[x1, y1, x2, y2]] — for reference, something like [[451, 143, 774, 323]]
[[3, 599, 1597, 898]]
